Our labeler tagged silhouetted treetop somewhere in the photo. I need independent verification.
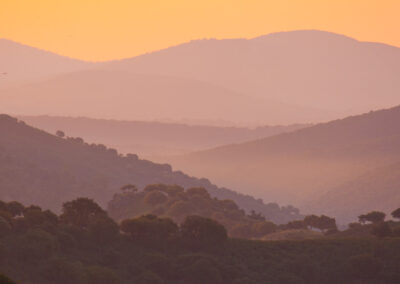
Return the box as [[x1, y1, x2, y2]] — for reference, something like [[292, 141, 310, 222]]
[[61, 198, 107, 229], [108, 184, 282, 239], [358, 211, 386, 224], [391, 208, 400, 219]]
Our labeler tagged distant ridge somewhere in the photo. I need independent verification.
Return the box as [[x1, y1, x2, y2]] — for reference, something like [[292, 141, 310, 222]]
[[18, 115, 309, 157], [0, 70, 334, 125], [102, 30, 400, 116], [3, 30, 400, 124], [0, 38, 91, 85]]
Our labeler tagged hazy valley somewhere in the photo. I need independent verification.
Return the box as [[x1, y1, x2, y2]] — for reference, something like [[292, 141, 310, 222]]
[[165, 106, 400, 222], [1, 17, 400, 283]]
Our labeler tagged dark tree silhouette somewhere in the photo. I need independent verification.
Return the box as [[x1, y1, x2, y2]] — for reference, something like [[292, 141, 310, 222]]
[[304, 215, 337, 232], [181, 215, 227, 249], [120, 215, 178, 244], [60, 198, 106, 229], [6, 201, 24, 217], [144, 191, 168, 206], [285, 220, 307, 230], [56, 130, 65, 138], [391, 208, 400, 220], [304, 215, 320, 230], [317, 215, 337, 232], [120, 184, 138, 193], [23, 205, 58, 229], [358, 211, 386, 224]]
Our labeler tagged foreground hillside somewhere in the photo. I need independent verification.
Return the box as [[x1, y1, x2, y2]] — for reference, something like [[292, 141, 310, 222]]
[[166, 106, 400, 222], [18, 115, 307, 157], [0, 115, 298, 223], [0, 198, 399, 284]]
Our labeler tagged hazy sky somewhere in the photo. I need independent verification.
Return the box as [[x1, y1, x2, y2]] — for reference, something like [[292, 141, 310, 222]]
[[1, 0, 400, 61]]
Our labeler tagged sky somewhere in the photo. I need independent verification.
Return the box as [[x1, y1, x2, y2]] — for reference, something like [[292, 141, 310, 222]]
[[1, 0, 400, 61]]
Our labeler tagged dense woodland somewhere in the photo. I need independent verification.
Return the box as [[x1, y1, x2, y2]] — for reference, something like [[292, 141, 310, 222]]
[[108, 184, 400, 240], [0, 196, 400, 284], [0, 114, 300, 224], [108, 184, 300, 239]]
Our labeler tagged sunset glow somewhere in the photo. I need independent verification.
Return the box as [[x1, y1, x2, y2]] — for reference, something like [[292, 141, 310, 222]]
[[1, 1, 400, 281], [2, 0, 400, 61]]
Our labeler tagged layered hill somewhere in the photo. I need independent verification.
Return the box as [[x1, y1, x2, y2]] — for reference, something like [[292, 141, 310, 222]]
[[0, 70, 329, 125], [102, 30, 400, 116], [18, 115, 308, 157], [5, 30, 400, 124], [0, 39, 90, 86], [309, 162, 400, 222], [165, 106, 400, 222], [0, 114, 300, 223]]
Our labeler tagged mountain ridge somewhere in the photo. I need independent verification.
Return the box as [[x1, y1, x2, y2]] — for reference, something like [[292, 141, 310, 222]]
[[0, 69, 336, 125], [101, 30, 400, 115], [17, 115, 309, 157], [3, 30, 400, 124], [4, 30, 400, 62], [164, 106, 400, 222], [0, 38, 92, 86]]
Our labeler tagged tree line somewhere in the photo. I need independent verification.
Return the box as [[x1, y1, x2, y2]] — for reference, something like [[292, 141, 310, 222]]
[[0, 195, 400, 283]]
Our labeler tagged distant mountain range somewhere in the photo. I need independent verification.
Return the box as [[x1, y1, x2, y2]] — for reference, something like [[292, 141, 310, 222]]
[[164, 106, 400, 223], [18, 115, 308, 158], [0, 70, 325, 125], [102, 30, 400, 115], [2, 30, 400, 124], [0, 114, 301, 224], [0, 38, 89, 87]]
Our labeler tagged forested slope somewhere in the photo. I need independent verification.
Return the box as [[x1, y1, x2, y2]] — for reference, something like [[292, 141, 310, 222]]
[[0, 115, 299, 223]]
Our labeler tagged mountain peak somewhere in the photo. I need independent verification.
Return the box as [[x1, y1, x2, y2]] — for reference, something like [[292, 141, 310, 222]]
[[253, 29, 357, 42], [0, 38, 91, 83]]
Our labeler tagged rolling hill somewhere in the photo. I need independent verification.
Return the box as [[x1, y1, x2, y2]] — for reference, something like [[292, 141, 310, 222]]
[[308, 161, 400, 223], [164, 106, 400, 222], [0, 69, 331, 125], [0, 39, 91, 87], [17, 115, 308, 157], [5, 30, 400, 124], [102, 30, 400, 116], [0, 114, 301, 223]]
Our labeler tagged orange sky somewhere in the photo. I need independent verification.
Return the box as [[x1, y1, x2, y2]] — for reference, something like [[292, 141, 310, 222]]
[[1, 0, 400, 61]]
